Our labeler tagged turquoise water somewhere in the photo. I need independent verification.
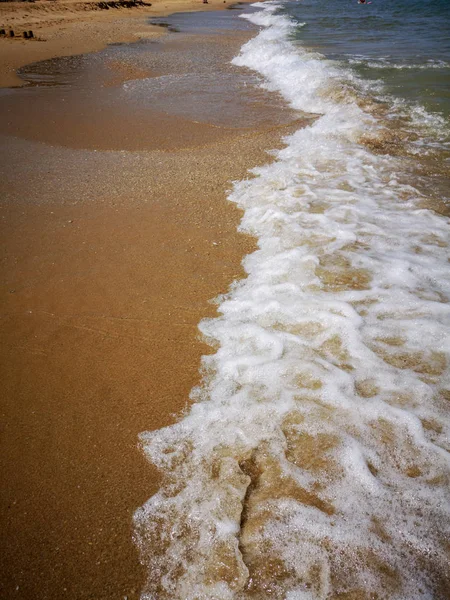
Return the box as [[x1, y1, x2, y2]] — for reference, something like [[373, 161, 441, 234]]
[[285, 0, 450, 119]]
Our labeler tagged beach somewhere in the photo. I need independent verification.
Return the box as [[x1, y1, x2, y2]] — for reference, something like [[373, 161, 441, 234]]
[[0, 4, 302, 599], [2, 0, 450, 598]]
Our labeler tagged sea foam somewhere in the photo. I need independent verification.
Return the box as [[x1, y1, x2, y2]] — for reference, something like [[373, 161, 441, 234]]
[[134, 3, 450, 598]]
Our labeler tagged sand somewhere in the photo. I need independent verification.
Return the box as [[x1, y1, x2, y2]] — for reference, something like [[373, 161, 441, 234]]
[[0, 0, 242, 88], [0, 9, 303, 599]]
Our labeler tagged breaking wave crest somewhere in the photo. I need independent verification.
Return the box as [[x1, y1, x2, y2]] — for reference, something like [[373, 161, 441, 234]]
[[134, 3, 450, 598]]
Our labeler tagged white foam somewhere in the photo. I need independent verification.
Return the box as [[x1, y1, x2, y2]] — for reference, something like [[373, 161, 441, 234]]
[[134, 2, 450, 598]]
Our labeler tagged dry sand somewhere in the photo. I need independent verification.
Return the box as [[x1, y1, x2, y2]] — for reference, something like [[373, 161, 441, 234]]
[[0, 9, 304, 600]]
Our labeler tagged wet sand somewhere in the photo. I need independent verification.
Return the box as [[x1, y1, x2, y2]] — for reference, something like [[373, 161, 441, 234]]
[[0, 12, 302, 600], [0, 0, 247, 88]]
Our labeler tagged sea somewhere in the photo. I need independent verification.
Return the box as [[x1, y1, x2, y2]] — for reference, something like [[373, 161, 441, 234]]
[[134, 1, 450, 598]]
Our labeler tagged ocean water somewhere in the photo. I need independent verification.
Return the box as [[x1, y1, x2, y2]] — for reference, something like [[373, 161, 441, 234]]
[[134, 2, 450, 598]]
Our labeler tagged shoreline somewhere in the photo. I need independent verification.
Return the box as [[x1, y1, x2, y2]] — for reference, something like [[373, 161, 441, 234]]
[[0, 0, 251, 87], [3, 1, 449, 597]]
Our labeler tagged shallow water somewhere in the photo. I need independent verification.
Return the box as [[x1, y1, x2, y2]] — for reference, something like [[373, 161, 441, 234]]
[[0, 9, 296, 151], [134, 2, 450, 598]]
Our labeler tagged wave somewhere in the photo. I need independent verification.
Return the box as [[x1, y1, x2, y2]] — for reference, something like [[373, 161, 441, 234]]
[[133, 3, 450, 599]]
